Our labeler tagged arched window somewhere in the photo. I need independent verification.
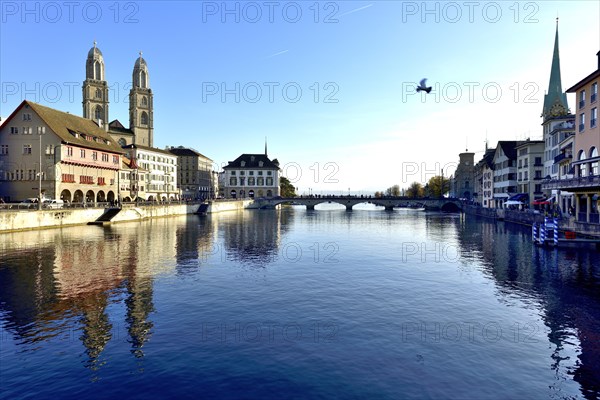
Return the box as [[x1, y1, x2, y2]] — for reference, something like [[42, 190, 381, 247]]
[[94, 105, 103, 121], [95, 88, 102, 99], [140, 112, 148, 125], [118, 138, 126, 147], [590, 147, 599, 176], [142, 96, 148, 106], [140, 71, 147, 88], [94, 61, 102, 80], [579, 150, 587, 177]]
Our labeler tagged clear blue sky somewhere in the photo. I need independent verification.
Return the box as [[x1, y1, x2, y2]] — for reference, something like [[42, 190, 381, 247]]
[[1, 1, 599, 194]]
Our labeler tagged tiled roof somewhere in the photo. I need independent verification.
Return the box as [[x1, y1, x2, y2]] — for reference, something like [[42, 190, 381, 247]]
[[223, 154, 280, 170], [5, 101, 124, 154], [122, 143, 176, 156], [168, 146, 212, 160]]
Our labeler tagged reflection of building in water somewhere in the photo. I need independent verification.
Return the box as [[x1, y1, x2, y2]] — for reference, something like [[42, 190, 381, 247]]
[[0, 218, 185, 368], [220, 209, 293, 266], [174, 214, 217, 273], [458, 215, 600, 398]]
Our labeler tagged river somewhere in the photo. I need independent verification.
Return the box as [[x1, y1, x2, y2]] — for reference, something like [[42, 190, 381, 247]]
[[1, 205, 599, 399]]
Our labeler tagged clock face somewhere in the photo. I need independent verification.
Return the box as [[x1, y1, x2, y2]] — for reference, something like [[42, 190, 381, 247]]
[[550, 101, 567, 117]]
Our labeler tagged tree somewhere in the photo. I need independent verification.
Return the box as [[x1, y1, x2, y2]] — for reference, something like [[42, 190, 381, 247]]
[[280, 177, 296, 197], [374, 191, 384, 198], [385, 185, 400, 197], [427, 175, 451, 198], [406, 182, 424, 198]]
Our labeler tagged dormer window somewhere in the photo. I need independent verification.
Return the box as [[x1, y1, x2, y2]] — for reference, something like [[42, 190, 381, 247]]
[[258, 161, 264, 167], [241, 161, 246, 167]]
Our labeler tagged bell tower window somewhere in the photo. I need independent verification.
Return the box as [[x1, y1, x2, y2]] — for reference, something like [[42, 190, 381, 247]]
[[141, 111, 148, 126], [94, 61, 102, 80], [95, 105, 103, 121], [95, 88, 102, 99]]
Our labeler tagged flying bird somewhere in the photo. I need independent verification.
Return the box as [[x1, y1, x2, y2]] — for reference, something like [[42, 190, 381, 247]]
[[416, 78, 432, 94]]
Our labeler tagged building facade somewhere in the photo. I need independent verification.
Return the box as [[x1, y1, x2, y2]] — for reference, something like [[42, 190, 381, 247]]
[[222, 153, 280, 199], [450, 150, 475, 200], [474, 147, 495, 208], [515, 140, 544, 206], [0, 101, 123, 203], [167, 146, 214, 200], [492, 141, 519, 208], [122, 144, 178, 201]]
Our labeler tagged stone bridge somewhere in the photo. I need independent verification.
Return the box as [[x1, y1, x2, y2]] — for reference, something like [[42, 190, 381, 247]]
[[251, 196, 463, 212]]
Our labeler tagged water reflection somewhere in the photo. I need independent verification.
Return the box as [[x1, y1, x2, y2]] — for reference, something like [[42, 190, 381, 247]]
[[0, 216, 219, 371], [460, 214, 600, 399]]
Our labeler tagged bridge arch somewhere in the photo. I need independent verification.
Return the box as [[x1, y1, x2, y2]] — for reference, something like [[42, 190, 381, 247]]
[[441, 202, 461, 212]]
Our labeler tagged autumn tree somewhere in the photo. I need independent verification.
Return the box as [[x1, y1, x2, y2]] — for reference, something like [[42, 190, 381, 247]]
[[406, 182, 424, 198], [427, 175, 451, 198]]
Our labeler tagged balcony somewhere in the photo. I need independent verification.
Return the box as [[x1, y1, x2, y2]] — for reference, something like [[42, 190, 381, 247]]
[[553, 152, 572, 164], [542, 175, 600, 190]]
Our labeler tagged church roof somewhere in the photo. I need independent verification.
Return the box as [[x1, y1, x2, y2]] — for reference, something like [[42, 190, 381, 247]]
[[108, 119, 134, 135], [4, 100, 123, 154], [224, 154, 280, 170], [542, 22, 569, 120], [87, 43, 103, 59]]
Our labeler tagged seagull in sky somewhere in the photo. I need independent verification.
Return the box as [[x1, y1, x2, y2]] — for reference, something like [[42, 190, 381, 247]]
[[416, 78, 432, 94]]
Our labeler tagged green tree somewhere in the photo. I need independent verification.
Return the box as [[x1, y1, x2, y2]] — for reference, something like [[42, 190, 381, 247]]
[[427, 175, 451, 198], [279, 177, 296, 198], [406, 182, 424, 198]]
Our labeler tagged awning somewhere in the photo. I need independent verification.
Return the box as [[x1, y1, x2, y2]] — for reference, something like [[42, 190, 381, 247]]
[[508, 193, 529, 202], [504, 200, 524, 206], [532, 196, 556, 205]]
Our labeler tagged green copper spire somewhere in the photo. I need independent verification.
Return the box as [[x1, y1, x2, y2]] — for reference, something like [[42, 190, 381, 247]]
[[542, 18, 569, 120]]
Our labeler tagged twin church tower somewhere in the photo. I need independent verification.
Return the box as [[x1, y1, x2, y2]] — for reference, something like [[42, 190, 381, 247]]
[[82, 42, 154, 147]]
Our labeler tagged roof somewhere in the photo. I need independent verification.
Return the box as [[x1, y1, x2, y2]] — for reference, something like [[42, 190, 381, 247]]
[[122, 143, 176, 156], [566, 64, 600, 93], [3, 100, 123, 153], [496, 141, 519, 160], [167, 146, 212, 160], [542, 23, 569, 120], [223, 154, 280, 170], [478, 148, 496, 170], [108, 119, 134, 135], [515, 140, 544, 148]]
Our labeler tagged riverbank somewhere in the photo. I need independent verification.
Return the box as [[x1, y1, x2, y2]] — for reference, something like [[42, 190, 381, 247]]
[[0, 199, 254, 233], [464, 205, 600, 238]]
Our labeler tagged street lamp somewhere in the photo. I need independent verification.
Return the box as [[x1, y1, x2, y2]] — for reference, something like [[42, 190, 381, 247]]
[[37, 131, 44, 210]]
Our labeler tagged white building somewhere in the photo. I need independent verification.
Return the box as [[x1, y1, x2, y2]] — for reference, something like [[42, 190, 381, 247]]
[[122, 144, 178, 201], [222, 153, 280, 199]]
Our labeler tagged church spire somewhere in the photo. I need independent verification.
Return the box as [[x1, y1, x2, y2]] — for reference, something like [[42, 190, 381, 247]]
[[542, 18, 569, 121], [265, 137, 268, 156]]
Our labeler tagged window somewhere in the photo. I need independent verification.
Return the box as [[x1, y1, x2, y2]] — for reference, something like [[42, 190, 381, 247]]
[[257, 177, 264, 185], [266, 177, 273, 186], [102, 153, 109, 162], [22, 113, 31, 121], [248, 177, 255, 185], [580, 90, 587, 109], [67, 147, 73, 157], [80, 149, 86, 158], [92, 151, 98, 161], [580, 113, 585, 132], [231, 171, 236, 175], [94, 106, 103, 121], [142, 96, 148, 106], [592, 108, 597, 128], [113, 155, 119, 164], [23, 144, 32, 155], [140, 112, 148, 125], [239, 177, 245, 186], [22, 127, 32, 134], [1, 145, 8, 155], [37, 126, 46, 134], [95, 88, 102, 99], [229, 177, 237, 185], [267, 171, 272, 176], [592, 82, 598, 103], [258, 171, 263, 176], [10, 127, 18, 134], [240, 171, 245, 176]]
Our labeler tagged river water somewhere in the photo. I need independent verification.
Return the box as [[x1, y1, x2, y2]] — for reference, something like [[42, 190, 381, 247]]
[[1, 205, 600, 399]]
